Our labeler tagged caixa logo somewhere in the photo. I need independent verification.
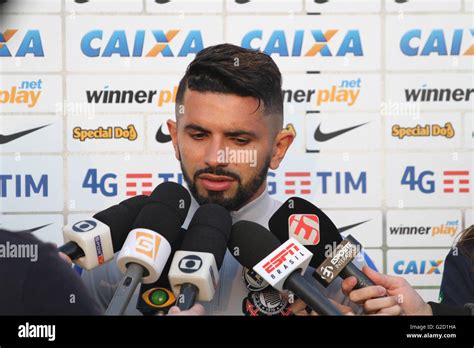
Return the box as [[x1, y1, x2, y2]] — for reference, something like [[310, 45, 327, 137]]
[[241, 30, 363, 57], [0, 29, 44, 57], [393, 259, 443, 275], [80, 30, 203, 57], [400, 29, 474, 56]]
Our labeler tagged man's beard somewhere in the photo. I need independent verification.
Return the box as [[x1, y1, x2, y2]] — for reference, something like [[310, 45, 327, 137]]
[[180, 157, 271, 211]]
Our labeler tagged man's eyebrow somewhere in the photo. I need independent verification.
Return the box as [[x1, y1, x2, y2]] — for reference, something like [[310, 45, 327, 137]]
[[184, 124, 211, 133], [184, 124, 257, 138], [224, 130, 257, 138]]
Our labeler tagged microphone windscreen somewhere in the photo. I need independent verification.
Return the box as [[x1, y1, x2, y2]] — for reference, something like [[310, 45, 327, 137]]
[[180, 204, 232, 269], [268, 197, 342, 267], [133, 182, 191, 244], [228, 220, 280, 268], [93, 194, 149, 252]]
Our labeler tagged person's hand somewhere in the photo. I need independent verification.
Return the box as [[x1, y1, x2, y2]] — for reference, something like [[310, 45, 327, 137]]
[[341, 266, 432, 316], [290, 298, 355, 316], [168, 304, 205, 316], [59, 252, 73, 265], [49, 243, 73, 265]]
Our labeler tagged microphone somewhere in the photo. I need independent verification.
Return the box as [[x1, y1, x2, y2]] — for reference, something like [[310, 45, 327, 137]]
[[60, 194, 149, 270], [229, 221, 342, 316], [268, 197, 375, 290], [105, 182, 190, 315], [168, 204, 232, 311], [136, 227, 187, 316]]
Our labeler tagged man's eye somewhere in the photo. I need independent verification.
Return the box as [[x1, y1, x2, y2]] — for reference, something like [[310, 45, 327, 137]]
[[191, 133, 207, 140], [233, 138, 250, 145]]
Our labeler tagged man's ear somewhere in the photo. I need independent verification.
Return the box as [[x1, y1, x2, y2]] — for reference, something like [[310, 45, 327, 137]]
[[269, 127, 294, 170], [167, 119, 180, 161]]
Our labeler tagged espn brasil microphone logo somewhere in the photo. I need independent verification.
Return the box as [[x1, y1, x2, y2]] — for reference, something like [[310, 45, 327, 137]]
[[135, 231, 161, 260], [254, 239, 312, 289], [288, 214, 320, 246], [262, 242, 304, 278]]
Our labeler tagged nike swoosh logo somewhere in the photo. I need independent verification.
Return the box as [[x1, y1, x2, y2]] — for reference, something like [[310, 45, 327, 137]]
[[8, 223, 52, 234], [155, 124, 172, 143], [338, 220, 370, 234], [0, 124, 50, 145], [314, 122, 368, 142]]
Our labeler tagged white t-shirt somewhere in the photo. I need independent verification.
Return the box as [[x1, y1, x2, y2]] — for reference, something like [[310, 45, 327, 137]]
[[81, 190, 365, 315]]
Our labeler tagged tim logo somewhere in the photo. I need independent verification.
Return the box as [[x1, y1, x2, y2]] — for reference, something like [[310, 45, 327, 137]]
[[263, 243, 300, 274], [135, 231, 161, 260], [288, 214, 320, 246], [0, 29, 44, 57]]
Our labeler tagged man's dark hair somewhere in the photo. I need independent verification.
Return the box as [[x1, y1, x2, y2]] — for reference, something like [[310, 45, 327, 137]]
[[176, 43, 283, 128]]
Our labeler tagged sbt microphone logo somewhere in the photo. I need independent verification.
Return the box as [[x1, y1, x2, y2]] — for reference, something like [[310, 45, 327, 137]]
[[0, 29, 44, 57], [135, 231, 161, 260], [81, 30, 204, 57], [178, 255, 203, 274]]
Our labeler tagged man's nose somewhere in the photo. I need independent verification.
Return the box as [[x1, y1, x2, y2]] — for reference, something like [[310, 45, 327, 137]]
[[204, 137, 229, 168]]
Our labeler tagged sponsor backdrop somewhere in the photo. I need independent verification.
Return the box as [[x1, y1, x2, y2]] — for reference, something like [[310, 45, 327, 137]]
[[0, 0, 473, 303]]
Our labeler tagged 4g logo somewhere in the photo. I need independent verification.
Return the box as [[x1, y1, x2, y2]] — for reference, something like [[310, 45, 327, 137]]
[[401, 166, 470, 194], [82, 169, 117, 197], [81, 168, 185, 197], [401, 166, 435, 193]]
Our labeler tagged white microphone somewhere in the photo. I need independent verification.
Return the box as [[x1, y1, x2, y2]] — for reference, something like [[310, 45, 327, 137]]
[[105, 182, 190, 315], [62, 219, 114, 270], [117, 228, 172, 284], [60, 195, 149, 270], [168, 204, 232, 310]]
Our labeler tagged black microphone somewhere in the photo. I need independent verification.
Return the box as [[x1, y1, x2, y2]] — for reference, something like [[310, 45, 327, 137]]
[[60, 194, 149, 269], [168, 204, 232, 311], [268, 197, 375, 290], [229, 220, 342, 316], [106, 182, 190, 315]]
